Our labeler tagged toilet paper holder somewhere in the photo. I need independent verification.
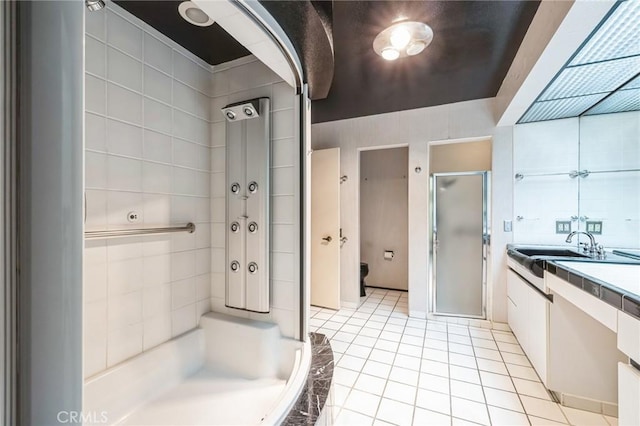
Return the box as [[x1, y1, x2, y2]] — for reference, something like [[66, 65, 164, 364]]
[[383, 250, 394, 260]]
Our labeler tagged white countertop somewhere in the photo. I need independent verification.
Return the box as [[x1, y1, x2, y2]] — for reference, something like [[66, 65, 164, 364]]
[[556, 261, 640, 299]]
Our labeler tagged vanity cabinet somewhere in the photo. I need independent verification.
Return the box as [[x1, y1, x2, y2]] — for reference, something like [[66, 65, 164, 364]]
[[618, 311, 640, 426], [507, 269, 549, 384]]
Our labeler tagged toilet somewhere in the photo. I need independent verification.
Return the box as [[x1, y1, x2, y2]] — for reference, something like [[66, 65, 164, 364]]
[[360, 262, 369, 297]]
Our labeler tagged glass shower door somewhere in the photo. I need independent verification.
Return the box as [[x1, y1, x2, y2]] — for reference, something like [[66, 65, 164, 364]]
[[432, 172, 488, 318]]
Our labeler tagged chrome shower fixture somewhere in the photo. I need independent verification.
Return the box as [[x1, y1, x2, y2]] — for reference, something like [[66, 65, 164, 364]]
[[85, 0, 105, 12], [221, 99, 262, 122]]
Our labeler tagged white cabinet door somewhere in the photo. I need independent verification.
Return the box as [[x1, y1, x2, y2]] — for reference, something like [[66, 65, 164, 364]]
[[507, 268, 549, 385], [527, 286, 549, 384], [619, 362, 640, 426], [507, 270, 526, 346]]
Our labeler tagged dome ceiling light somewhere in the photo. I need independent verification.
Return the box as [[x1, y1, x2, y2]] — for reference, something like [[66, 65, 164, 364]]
[[178, 1, 215, 27], [373, 21, 434, 61]]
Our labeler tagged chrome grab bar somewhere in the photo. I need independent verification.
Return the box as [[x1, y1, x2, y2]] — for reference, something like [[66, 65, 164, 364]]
[[85, 222, 196, 240]]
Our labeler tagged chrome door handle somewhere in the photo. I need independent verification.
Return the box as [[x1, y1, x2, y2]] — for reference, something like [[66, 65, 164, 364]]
[[322, 236, 332, 243]]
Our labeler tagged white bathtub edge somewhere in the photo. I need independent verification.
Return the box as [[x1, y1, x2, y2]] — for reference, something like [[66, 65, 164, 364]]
[[261, 339, 312, 425]]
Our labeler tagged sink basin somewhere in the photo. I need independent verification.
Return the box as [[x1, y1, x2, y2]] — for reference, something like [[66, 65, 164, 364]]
[[515, 248, 590, 258]]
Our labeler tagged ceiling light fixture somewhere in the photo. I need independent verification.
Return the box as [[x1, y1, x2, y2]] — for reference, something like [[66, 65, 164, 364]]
[[373, 21, 433, 61], [178, 1, 214, 27]]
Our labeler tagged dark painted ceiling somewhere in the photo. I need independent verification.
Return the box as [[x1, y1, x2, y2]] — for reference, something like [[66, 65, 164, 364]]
[[311, 1, 540, 123], [113, 1, 539, 124], [113, 1, 249, 65]]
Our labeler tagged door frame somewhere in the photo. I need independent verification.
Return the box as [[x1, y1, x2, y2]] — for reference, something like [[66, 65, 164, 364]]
[[429, 171, 491, 319], [357, 145, 409, 296]]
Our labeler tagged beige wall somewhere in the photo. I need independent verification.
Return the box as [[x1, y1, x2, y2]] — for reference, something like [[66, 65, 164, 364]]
[[360, 148, 408, 291], [312, 98, 514, 323], [430, 140, 492, 173]]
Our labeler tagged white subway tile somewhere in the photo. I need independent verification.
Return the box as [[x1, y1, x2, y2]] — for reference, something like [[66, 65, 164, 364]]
[[86, 151, 107, 189], [173, 109, 208, 145], [143, 254, 171, 287], [271, 167, 295, 195], [142, 162, 172, 194], [174, 81, 210, 120], [195, 171, 210, 197], [107, 47, 142, 92], [141, 235, 171, 258], [171, 231, 196, 253], [173, 52, 211, 94], [272, 195, 295, 224], [86, 9, 106, 41], [271, 224, 295, 253], [272, 109, 295, 139], [195, 248, 211, 276], [195, 223, 211, 249], [144, 98, 172, 134], [271, 252, 295, 281], [211, 147, 225, 173], [107, 155, 142, 192], [142, 193, 171, 224], [272, 280, 295, 310], [272, 81, 295, 110], [170, 195, 197, 222], [86, 113, 106, 152], [210, 121, 225, 146], [84, 333, 107, 378], [107, 83, 142, 124], [196, 300, 210, 318], [86, 36, 106, 78], [144, 65, 172, 104], [171, 251, 196, 281], [210, 197, 225, 222], [108, 257, 143, 296], [211, 173, 226, 198], [171, 304, 197, 337], [171, 277, 196, 310], [85, 189, 108, 230], [86, 75, 106, 115], [144, 33, 172, 75], [107, 10, 143, 59], [195, 274, 211, 301], [172, 166, 196, 195], [272, 138, 295, 167], [142, 314, 172, 351], [211, 248, 225, 274], [107, 323, 143, 366], [211, 273, 225, 299], [173, 139, 199, 169], [211, 223, 225, 248], [210, 96, 229, 124], [106, 118, 142, 158], [107, 290, 142, 330], [143, 130, 172, 164]]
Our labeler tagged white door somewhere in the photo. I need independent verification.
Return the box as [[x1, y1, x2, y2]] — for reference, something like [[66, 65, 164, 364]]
[[311, 148, 341, 309]]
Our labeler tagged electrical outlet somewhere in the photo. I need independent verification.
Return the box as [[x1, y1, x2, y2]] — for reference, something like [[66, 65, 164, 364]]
[[586, 221, 603, 235], [556, 220, 571, 234]]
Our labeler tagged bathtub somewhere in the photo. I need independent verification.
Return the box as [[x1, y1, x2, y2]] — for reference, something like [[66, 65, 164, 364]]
[[84, 312, 311, 425]]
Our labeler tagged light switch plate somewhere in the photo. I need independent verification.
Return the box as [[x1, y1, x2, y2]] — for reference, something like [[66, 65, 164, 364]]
[[503, 220, 512, 233], [586, 221, 603, 235], [556, 220, 571, 234]]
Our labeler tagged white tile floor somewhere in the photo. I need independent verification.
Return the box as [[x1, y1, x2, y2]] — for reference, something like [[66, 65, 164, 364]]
[[310, 288, 618, 426]]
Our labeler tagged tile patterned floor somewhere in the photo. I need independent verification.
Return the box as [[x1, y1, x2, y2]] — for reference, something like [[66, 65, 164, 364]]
[[310, 288, 618, 426]]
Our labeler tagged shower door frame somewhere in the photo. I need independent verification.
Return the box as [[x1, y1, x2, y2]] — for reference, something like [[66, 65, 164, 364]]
[[429, 171, 490, 319]]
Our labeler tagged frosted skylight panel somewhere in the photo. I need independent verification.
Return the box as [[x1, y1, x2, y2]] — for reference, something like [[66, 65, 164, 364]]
[[520, 94, 606, 123], [620, 73, 640, 90], [539, 55, 640, 101], [585, 88, 640, 115], [569, 0, 640, 66]]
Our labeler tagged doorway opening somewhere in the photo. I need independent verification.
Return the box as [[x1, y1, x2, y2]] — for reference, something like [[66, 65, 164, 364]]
[[359, 147, 409, 303], [429, 139, 492, 319]]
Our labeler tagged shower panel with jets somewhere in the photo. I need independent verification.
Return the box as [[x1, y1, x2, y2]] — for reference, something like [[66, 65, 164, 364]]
[[222, 98, 271, 313]]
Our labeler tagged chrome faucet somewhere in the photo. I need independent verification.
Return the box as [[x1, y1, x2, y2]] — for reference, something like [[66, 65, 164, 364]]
[[565, 231, 604, 256]]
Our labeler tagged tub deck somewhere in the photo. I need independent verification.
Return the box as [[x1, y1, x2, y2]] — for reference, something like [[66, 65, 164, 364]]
[[119, 368, 286, 425]]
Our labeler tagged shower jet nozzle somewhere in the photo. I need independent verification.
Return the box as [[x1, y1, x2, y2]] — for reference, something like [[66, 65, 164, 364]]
[[221, 99, 263, 122], [86, 0, 105, 12]]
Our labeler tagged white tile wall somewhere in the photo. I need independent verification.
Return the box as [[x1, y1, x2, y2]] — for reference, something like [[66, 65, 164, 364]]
[[513, 112, 640, 248], [83, 2, 214, 378], [209, 57, 301, 339]]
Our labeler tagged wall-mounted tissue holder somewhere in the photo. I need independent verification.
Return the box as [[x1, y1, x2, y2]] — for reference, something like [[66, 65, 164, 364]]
[[383, 250, 394, 260], [224, 98, 270, 313]]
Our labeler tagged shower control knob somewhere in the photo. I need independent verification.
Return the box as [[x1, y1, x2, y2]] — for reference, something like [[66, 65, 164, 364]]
[[230, 222, 240, 233], [248, 222, 258, 233], [230, 182, 241, 194], [248, 181, 258, 193], [248, 262, 258, 274], [230, 261, 240, 272]]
